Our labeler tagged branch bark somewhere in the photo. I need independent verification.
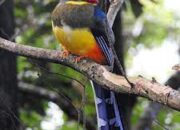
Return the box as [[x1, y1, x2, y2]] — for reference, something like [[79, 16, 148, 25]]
[[0, 37, 180, 111], [172, 64, 180, 71], [135, 72, 180, 130], [107, 0, 124, 28]]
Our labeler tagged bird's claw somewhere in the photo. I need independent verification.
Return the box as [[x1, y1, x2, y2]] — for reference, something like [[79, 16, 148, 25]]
[[59, 50, 69, 59], [74, 56, 85, 63]]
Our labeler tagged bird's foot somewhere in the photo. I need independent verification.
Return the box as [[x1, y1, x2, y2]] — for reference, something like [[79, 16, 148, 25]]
[[74, 56, 85, 63], [59, 50, 69, 59]]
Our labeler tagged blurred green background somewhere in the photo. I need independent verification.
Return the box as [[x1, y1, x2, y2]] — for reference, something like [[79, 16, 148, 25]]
[[13, 0, 180, 130]]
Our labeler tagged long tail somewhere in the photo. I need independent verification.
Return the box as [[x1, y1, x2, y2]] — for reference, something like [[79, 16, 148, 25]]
[[91, 81, 124, 130]]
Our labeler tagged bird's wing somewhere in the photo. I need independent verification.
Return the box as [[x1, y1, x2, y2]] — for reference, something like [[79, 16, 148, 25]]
[[93, 6, 115, 44], [91, 6, 115, 66], [91, 29, 114, 66]]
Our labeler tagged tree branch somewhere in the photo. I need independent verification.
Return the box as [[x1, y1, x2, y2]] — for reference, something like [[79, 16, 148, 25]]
[[0, 37, 180, 111], [107, 0, 124, 28], [134, 72, 180, 130], [172, 64, 180, 71]]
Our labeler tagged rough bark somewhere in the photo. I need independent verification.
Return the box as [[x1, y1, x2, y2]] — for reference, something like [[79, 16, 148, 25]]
[[135, 72, 180, 130], [0, 37, 180, 111]]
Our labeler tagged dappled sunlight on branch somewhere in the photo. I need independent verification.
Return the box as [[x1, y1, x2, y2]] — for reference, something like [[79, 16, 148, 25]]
[[0, 37, 180, 111]]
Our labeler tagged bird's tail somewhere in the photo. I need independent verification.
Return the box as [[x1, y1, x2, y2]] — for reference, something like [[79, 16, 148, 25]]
[[91, 81, 124, 130]]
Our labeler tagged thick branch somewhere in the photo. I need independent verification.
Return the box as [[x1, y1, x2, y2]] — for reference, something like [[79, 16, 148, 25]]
[[135, 72, 180, 130], [0, 37, 180, 111], [0, 38, 180, 110]]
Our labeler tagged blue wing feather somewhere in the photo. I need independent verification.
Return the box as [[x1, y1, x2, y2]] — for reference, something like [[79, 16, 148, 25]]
[[95, 35, 113, 65], [93, 6, 114, 66], [92, 6, 124, 130], [94, 6, 106, 20]]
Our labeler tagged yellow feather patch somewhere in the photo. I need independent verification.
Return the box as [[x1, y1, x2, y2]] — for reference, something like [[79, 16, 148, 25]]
[[66, 1, 89, 5], [52, 24, 97, 55]]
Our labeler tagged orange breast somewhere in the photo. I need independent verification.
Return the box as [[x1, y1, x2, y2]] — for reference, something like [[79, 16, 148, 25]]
[[84, 43, 107, 64], [52, 24, 107, 64]]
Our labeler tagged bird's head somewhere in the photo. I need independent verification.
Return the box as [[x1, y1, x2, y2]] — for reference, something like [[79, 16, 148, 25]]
[[86, 0, 99, 4]]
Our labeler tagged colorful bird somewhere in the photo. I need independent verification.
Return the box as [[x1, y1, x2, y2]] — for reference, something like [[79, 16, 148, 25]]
[[51, 0, 124, 129]]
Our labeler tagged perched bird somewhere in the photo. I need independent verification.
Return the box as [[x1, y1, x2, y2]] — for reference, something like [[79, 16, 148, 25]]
[[51, 0, 124, 129]]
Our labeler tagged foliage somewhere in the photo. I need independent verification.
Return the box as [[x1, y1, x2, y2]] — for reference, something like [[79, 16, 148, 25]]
[[14, 0, 179, 130], [124, 0, 178, 47]]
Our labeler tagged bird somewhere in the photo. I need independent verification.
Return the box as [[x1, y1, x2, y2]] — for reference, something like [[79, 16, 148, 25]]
[[51, 0, 124, 129]]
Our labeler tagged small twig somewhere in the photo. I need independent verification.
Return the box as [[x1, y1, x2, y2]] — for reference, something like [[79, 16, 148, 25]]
[[111, 45, 134, 87], [29, 59, 85, 88], [154, 120, 170, 130], [81, 83, 86, 130], [18, 81, 95, 130], [172, 64, 180, 71]]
